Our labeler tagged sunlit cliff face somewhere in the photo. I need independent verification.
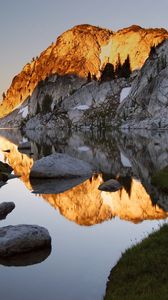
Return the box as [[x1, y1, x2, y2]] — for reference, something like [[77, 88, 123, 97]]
[[1, 24, 168, 117], [0, 136, 167, 226]]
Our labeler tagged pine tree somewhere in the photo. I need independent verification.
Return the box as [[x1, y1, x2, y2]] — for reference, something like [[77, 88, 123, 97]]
[[121, 55, 131, 78], [115, 54, 122, 78], [101, 63, 115, 81]]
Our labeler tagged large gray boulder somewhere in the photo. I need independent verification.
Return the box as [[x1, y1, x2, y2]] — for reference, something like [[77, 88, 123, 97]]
[[0, 202, 15, 220], [30, 153, 93, 178], [0, 225, 51, 257]]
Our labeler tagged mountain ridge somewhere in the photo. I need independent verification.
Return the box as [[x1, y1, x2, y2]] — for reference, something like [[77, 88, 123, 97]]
[[1, 24, 168, 118]]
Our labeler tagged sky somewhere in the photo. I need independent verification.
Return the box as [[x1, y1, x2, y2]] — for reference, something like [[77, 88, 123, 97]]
[[1, 0, 168, 96]]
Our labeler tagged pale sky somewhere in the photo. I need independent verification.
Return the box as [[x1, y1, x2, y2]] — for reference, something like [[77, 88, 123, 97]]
[[1, 0, 168, 96]]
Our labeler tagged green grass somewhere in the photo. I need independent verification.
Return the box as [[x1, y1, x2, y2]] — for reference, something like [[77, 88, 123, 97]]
[[104, 224, 168, 300], [151, 166, 168, 192]]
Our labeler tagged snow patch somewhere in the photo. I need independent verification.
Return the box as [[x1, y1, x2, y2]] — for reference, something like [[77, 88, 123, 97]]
[[78, 146, 90, 152], [73, 105, 90, 111], [22, 137, 28, 143], [120, 152, 132, 167], [19, 106, 28, 118], [120, 87, 131, 103]]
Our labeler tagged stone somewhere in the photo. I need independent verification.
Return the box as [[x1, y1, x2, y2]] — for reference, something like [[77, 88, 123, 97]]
[[0, 161, 13, 174], [30, 153, 93, 178], [98, 179, 122, 192], [0, 225, 51, 257], [0, 173, 8, 182], [0, 202, 15, 220]]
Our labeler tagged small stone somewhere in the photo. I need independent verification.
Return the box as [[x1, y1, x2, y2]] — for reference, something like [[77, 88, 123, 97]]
[[0, 202, 15, 220], [98, 179, 122, 192]]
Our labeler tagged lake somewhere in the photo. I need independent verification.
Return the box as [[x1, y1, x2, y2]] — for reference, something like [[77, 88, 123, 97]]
[[0, 128, 167, 300]]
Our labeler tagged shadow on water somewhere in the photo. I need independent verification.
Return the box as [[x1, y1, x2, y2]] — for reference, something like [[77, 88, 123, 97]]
[[30, 176, 91, 194], [0, 246, 51, 267]]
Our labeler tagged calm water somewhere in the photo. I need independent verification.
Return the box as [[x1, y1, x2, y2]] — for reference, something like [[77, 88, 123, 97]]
[[0, 129, 167, 300]]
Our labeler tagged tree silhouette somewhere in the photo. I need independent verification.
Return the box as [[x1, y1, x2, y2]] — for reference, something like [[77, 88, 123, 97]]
[[149, 45, 156, 58], [87, 72, 92, 82], [101, 54, 132, 82], [121, 55, 131, 78], [115, 54, 123, 78], [101, 63, 115, 81], [115, 54, 131, 79], [2, 92, 6, 100]]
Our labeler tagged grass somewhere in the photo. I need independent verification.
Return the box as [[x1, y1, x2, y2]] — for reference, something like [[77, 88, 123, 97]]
[[151, 166, 168, 192], [104, 224, 168, 300]]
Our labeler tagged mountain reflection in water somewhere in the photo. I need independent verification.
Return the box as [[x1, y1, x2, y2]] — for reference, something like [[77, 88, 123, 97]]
[[0, 129, 168, 226]]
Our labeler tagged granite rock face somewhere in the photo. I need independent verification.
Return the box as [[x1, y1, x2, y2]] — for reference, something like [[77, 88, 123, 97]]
[[116, 40, 168, 129], [25, 76, 130, 130], [0, 225, 51, 257]]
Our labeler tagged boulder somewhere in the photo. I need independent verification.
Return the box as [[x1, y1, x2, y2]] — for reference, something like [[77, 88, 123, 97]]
[[98, 179, 122, 192], [0, 225, 51, 257], [30, 153, 93, 178], [0, 202, 15, 220]]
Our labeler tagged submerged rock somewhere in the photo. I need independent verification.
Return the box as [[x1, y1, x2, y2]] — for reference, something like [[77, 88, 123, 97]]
[[0, 202, 15, 220], [98, 179, 122, 192], [0, 225, 51, 257], [30, 153, 93, 178]]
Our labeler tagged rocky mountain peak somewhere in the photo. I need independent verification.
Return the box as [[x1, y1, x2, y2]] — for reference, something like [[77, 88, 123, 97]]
[[1, 24, 168, 118]]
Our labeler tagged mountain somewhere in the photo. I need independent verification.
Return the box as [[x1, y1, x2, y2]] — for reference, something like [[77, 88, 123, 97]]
[[116, 39, 168, 129], [1, 24, 168, 118]]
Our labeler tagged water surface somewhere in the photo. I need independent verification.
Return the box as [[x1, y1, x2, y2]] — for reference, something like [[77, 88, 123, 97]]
[[0, 129, 167, 300]]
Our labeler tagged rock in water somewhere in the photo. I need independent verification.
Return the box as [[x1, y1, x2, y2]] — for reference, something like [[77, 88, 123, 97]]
[[0, 202, 15, 220], [98, 179, 122, 192], [0, 225, 51, 257], [0, 161, 13, 174], [30, 153, 93, 178]]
